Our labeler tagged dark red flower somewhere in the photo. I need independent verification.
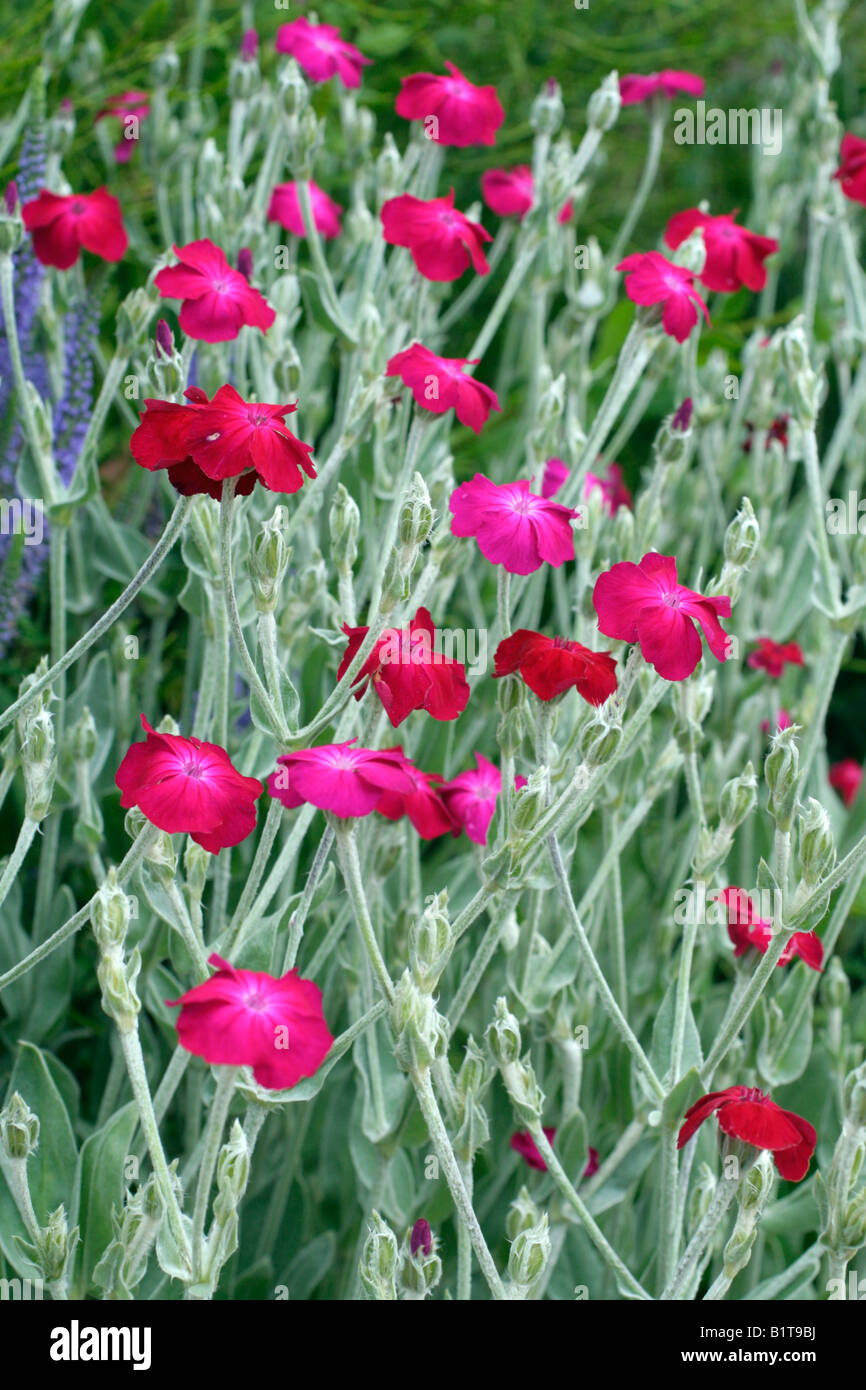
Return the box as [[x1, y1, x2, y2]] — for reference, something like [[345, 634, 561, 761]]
[[374, 755, 455, 839], [747, 637, 804, 679], [677, 1087, 816, 1181], [743, 415, 789, 453], [22, 188, 127, 268], [715, 888, 823, 972], [337, 608, 470, 727], [511, 1130, 600, 1177], [493, 629, 617, 705], [833, 133, 866, 206]]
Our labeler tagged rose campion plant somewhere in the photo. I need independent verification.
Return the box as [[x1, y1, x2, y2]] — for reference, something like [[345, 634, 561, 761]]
[[0, 0, 865, 1317]]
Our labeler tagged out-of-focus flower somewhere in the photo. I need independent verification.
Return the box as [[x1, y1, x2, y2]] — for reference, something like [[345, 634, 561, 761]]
[[511, 1130, 600, 1177], [584, 461, 633, 515], [275, 18, 371, 88], [268, 180, 343, 239], [833, 133, 866, 206], [616, 251, 710, 342], [619, 71, 705, 106], [715, 888, 823, 972], [385, 343, 500, 433], [664, 209, 778, 293], [829, 759, 863, 808], [747, 637, 804, 679], [95, 92, 150, 163], [22, 188, 127, 268], [381, 190, 491, 281], [395, 61, 504, 146], [761, 709, 793, 735]]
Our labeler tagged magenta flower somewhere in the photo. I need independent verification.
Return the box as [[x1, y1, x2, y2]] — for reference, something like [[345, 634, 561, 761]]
[[761, 709, 793, 735], [541, 457, 570, 499], [275, 17, 371, 89], [830, 759, 863, 809], [481, 166, 534, 219], [593, 553, 732, 682], [665, 209, 779, 294], [439, 753, 526, 846], [94, 91, 149, 163], [833, 133, 866, 206], [616, 252, 710, 343], [168, 953, 333, 1091], [747, 637, 804, 679], [385, 343, 500, 433], [410, 1219, 433, 1257], [450, 474, 579, 575], [267, 180, 343, 240], [374, 757, 456, 840], [585, 462, 633, 515], [395, 61, 504, 147], [381, 189, 491, 282], [268, 742, 416, 819], [240, 29, 259, 61], [154, 239, 275, 343], [619, 71, 705, 106]]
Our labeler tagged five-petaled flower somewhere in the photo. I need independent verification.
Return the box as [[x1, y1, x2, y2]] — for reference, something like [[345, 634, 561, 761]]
[[511, 1130, 600, 1177], [677, 1087, 816, 1182], [385, 343, 501, 433], [439, 753, 526, 846], [115, 715, 263, 854], [381, 190, 492, 281], [22, 188, 127, 268], [268, 742, 416, 819], [664, 209, 779, 293], [95, 92, 150, 163], [747, 637, 804, 679], [275, 17, 371, 88], [336, 607, 470, 727], [715, 888, 823, 972], [268, 180, 343, 240], [494, 630, 618, 706], [130, 383, 315, 498], [154, 238, 275, 342], [593, 552, 732, 682], [616, 251, 711, 343], [619, 70, 705, 106], [168, 952, 333, 1090], [395, 61, 504, 146], [450, 474, 579, 574]]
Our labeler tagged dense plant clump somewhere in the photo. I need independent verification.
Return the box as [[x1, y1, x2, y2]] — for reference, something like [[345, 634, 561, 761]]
[[1, 0, 866, 1305]]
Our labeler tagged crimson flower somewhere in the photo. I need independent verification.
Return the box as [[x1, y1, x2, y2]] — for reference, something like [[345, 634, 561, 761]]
[[747, 637, 804, 679], [95, 92, 149, 163], [395, 61, 504, 146], [130, 384, 315, 498], [761, 709, 793, 735], [715, 887, 823, 972], [830, 759, 863, 808], [267, 180, 343, 239], [619, 70, 705, 106], [438, 753, 525, 846], [481, 166, 534, 219], [374, 756, 455, 839], [381, 189, 491, 281], [22, 188, 127, 268], [154, 239, 275, 342], [593, 552, 731, 682], [269, 742, 416, 819], [511, 1130, 600, 1177], [743, 414, 789, 453], [337, 607, 470, 727], [494, 630, 617, 706], [116, 715, 263, 854], [385, 343, 500, 434], [450, 474, 579, 575], [585, 461, 633, 515], [665, 209, 779, 293], [677, 1087, 816, 1182], [275, 17, 371, 88], [168, 952, 333, 1091], [617, 251, 710, 343], [833, 133, 866, 206]]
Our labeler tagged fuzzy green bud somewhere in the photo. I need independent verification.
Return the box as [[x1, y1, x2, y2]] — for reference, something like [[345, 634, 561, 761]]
[[398, 473, 434, 559], [843, 1062, 866, 1129], [798, 797, 836, 884], [822, 956, 850, 1012], [765, 726, 800, 831], [512, 768, 547, 835], [376, 133, 402, 204], [506, 1186, 542, 1241], [97, 947, 142, 1032], [91, 869, 132, 953], [36, 1205, 78, 1284], [723, 497, 760, 569], [500, 1058, 545, 1126], [392, 971, 449, 1071], [409, 891, 453, 993], [0, 1093, 39, 1160], [17, 689, 56, 822], [587, 72, 620, 133], [115, 287, 157, 352], [70, 707, 98, 763], [0, 194, 23, 254], [329, 484, 360, 577], [184, 839, 210, 904], [530, 78, 564, 136], [719, 762, 757, 830], [360, 1211, 399, 1300], [508, 1213, 550, 1294], [248, 506, 292, 613], [579, 709, 622, 766], [276, 57, 308, 116], [456, 1036, 490, 1102], [486, 996, 522, 1067]]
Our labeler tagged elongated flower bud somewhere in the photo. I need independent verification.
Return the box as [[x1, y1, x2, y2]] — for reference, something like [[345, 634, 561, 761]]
[[487, 997, 522, 1067], [587, 72, 620, 133], [360, 1211, 398, 1300], [0, 1093, 39, 1160], [409, 891, 453, 993], [508, 1213, 550, 1295], [249, 506, 292, 613]]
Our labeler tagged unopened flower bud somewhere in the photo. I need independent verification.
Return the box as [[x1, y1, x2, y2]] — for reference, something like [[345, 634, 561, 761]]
[[116, 287, 156, 352], [506, 1186, 541, 1241], [579, 710, 622, 766], [822, 956, 850, 1012], [249, 506, 292, 613], [329, 484, 360, 575], [151, 44, 180, 87], [798, 797, 835, 885], [276, 57, 309, 116], [410, 891, 453, 992], [0, 1093, 39, 1160], [376, 133, 402, 204], [184, 839, 210, 903], [487, 997, 522, 1067], [843, 1062, 866, 1129], [97, 947, 141, 1031], [456, 1036, 489, 1101], [719, 762, 757, 829], [17, 697, 56, 822], [392, 971, 449, 1071], [360, 1211, 398, 1300], [530, 77, 564, 135], [497, 706, 525, 759], [398, 473, 434, 558], [765, 726, 800, 831], [508, 1213, 550, 1293], [512, 769, 547, 834], [587, 72, 620, 133], [399, 1220, 442, 1300], [671, 228, 706, 277], [0, 182, 23, 253], [37, 1205, 78, 1283], [91, 868, 132, 952], [723, 497, 760, 569]]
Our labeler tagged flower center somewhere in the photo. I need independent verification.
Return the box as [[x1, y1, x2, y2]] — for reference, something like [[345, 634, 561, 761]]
[[661, 591, 681, 608], [244, 990, 268, 1012], [183, 760, 204, 778]]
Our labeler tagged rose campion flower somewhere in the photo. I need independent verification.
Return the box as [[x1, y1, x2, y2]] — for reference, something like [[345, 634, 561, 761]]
[[381, 190, 492, 282], [130, 384, 315, 498], [584, 461, 633, 515], [449, 474, 579, 575], [336, 607, 470, 727], [664, 209, 779, 294], [541, 457, 569, 499], [829, 759, 863, 808], [374, 756, 455, 839], [240, 29, 258, 61], [619, 70, 705, 106], [511, 1130, 600, 1176], [168, 953, 333, 1091], [761, 709, 793, 735], [833, 133, 866, 206], [385, 343, 501, 434], [95, 92, 150, 163], [275, 17, 371, 89], [116, 715, 263, 854], [593, 553, 731, 682], [154, 238, 275, 342], [22, 188, 127, 268], [481, 166, 534, 219], [267, 180, 343, 240], [410, 1219, 433, 1257], [438, 753, 525, 846], [747, 637, 804, 679], [715, 888, 823, 972], [616, 252, 710, 343], [743, 414, 789, 453], [677, 1087, 817, 1182], [494, 630, 618, 706], [269, 742, 416, 819], [395, 61, 504, 146]]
